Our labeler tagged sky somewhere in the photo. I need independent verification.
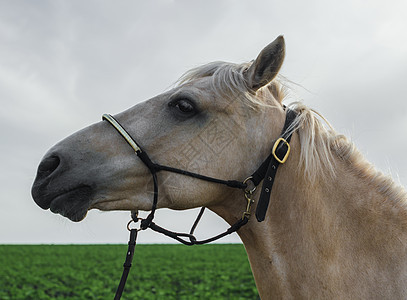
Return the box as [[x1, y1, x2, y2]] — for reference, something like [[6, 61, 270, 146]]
[[1, 0, 406, 244]]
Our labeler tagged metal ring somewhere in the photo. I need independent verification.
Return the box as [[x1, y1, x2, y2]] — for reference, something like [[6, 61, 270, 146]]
[[127, 219, 142, 232], [243, 176, 256, 195]]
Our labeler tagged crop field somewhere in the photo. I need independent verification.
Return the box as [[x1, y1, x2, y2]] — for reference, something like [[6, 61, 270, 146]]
[[0, 244, 258, 299]]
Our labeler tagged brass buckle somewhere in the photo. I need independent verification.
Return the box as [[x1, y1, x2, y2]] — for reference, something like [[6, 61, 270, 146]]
[[272, 138, 290, 164]]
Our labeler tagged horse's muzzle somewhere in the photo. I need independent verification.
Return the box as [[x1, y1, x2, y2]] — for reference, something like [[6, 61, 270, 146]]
[[31, 153, 93, 222]]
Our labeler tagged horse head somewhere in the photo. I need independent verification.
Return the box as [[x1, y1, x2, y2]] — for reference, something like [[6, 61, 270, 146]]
[[31, 36, 288, 222]]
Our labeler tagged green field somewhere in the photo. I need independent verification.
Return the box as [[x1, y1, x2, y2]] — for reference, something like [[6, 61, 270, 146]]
[[0, 244, 259, 299]]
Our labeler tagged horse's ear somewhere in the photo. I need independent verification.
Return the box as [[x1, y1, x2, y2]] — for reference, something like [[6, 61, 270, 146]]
[[245, 36, 285, 91]]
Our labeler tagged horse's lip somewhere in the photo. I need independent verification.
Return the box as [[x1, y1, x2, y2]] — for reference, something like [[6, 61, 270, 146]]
[[47, 185, 93, 222]]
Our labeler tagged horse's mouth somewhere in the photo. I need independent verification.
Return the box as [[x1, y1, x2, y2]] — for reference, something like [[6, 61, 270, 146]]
[[33, 185, 93, 222]]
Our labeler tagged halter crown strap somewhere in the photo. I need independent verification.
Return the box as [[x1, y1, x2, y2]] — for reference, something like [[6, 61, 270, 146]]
[[251, 109, 297, 222]]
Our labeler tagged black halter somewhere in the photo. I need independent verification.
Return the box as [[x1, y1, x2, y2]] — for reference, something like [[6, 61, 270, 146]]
[[102, 107, 297, 232], [102, 108, 297, 299]]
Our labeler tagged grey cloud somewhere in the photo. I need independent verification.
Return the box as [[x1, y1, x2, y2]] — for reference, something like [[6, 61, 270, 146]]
[[1, 0, 406, 243]]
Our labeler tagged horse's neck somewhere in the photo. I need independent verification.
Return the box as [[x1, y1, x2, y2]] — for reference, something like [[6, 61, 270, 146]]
[[221, 133, 407, 299]]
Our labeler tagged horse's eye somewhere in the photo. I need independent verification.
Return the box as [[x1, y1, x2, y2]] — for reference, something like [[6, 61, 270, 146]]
[[175, 99, 195, 113], [169, 99, 197, 117]]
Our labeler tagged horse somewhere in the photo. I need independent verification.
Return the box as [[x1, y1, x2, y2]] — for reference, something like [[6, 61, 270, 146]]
[[32, 36, 407, 299]]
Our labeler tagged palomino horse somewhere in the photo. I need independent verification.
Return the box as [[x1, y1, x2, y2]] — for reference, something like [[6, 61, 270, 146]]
[[32, 36, 407, 299]]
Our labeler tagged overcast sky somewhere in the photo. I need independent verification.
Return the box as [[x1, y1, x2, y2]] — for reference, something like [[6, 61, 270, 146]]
[[1, 0, 406, 244]]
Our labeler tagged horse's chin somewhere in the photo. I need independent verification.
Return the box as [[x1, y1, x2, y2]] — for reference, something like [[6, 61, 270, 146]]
[[49, 198, 88, 222]]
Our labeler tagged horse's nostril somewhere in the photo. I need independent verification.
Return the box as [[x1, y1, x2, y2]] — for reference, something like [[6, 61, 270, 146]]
[[38, 155, 61, 175]]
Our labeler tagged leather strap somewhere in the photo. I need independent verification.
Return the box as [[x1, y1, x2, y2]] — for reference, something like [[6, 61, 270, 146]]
[[114, 229, 138, 300], [147, 215, 249, 245], [254, 109, 297, 221]]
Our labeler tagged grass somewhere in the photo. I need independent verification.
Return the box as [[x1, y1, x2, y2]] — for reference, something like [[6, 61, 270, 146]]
[[0, 244, 258, 299]]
